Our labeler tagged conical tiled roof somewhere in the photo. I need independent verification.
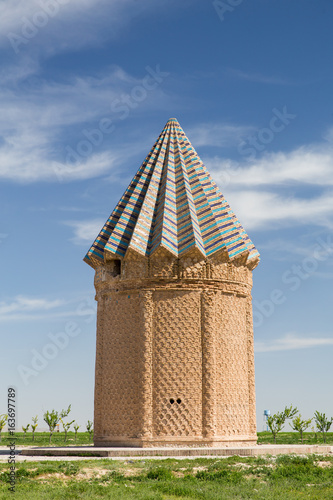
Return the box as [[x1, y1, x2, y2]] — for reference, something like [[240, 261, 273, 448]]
[[84, 118, 259, 268]]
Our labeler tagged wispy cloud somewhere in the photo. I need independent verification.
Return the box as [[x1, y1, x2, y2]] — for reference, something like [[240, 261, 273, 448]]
[[201, 133, 333, 231], [206, 146, 333, 187], [324, 127, 333, 144], [1, 0, 167, 56], [0, 149, 119, 183], [255, 333, 333, 353], [0, 65, 168, 182], [224, 190, 333, 231], [187, 123, 255, 148], [0, 294, 96, 322], [258, 239, 319, 258], [64, 219, 105, 245], [0, 295, 64, 315], [226, 68, 293, 85]]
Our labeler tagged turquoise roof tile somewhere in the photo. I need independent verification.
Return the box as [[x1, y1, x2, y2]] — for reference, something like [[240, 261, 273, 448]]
[[84, 118, 259, 267]]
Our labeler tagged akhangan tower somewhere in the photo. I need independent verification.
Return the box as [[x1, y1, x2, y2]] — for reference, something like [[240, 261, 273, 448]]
[[84, 118, 260, 447]]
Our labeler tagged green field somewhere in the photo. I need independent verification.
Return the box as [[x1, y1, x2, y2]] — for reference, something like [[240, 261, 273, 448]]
[[257, 431, 333, 445], [1, 431, 333, 447], [0, 431, 93, 447], [1, 455, 333, 499]]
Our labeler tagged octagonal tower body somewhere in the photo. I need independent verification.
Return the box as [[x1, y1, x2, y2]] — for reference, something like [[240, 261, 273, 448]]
[[84, 118, 260, 447]]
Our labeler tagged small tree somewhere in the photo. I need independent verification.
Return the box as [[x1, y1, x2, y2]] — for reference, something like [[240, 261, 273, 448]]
[[61, 419, 75, 443], [60, 404, 72, 443], [314, 411, 333, 443], [267, 405, 298, 443], [60, 405, 71, 420], [0, 414, 8, 443], [43, 410, 59, 445], [22, 423, 30, 439], [290, 415, 312, 443], [74, 423, 80, 443], [86, 420, 93, 442], [43, 405, 71, 444], [311, 426, 318, 442], [31, 416, 38, 442]]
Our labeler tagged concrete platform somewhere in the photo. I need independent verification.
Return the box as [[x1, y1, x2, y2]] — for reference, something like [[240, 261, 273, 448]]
[[20, 444, 333, 458]]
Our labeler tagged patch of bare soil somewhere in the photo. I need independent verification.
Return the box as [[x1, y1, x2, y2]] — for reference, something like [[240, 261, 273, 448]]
[[120, 468, 143, 477], [172, 471, 185, 478], [191, 466, 207, 473], [79, 468, 111, 479], [317, 461, 332, 468], [231, 463, 252, 469], [36, 473, 67, 483]]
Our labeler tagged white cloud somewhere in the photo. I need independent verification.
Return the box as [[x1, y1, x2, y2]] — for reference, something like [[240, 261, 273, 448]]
[[0, 65, 168, 182], [225, 68, 293, 85], [6, 151, 118, 183], [0, 56, 39, 84], [65, 219, 105, 245], [0, 295, 64, 315], [224, 190, 333, 231], [258, 234, 333, 260], [187, 123, 255, 148], [200, 138, 333, 231], [324, 127, 333, 144], [0, 0, 174, 56], [205, 146, 333, 187], [0, 293, 96, 322], [255, 333, 333, 353], [258, 239, 317, 258]]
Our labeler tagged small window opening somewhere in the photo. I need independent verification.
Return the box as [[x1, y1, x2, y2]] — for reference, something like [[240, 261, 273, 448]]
[[169, 398, 175, 404], [176, 398, 182, 404], [114, 259, 121, 276]]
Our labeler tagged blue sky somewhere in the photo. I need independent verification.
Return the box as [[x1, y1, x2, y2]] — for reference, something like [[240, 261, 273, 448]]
[[0, 0, 332, 433]]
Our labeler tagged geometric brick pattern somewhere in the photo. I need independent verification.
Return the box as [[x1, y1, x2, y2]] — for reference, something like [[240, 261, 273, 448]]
[[214, 292, 250, 436], [93, 292, 143, 439], [91, 253, 258, 447], [152, 290, 202, 438]]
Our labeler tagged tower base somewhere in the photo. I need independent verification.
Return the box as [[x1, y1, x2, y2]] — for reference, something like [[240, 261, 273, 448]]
[[94, 435, 258, 448]]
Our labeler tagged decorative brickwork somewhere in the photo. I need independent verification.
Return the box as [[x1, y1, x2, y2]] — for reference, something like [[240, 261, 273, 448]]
[[92, 253, 258, 447], [152, 290, 202, 439], [85, 118, 260, 447]]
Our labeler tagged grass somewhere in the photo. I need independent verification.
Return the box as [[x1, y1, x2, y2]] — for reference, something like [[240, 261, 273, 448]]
[[1, 455, 333, 499], [0, 431, 93, 447], [257, 431, 333, 445], [1, 431, 333, 447]]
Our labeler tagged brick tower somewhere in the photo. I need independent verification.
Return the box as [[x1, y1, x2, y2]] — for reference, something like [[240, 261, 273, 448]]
[[84, 118, 260, 447]]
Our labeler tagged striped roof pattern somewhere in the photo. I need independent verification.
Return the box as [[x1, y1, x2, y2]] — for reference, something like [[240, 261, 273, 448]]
[[84, 118, 259, 267]]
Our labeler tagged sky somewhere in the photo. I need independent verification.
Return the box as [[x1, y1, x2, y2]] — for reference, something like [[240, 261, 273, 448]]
[[0, 0, 332, 433]]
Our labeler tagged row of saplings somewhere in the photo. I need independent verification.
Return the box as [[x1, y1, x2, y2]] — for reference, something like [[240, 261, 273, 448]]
[[1, 405, 332, 445], [0, 405, 93, 444], [266, 405, 333, 443]]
